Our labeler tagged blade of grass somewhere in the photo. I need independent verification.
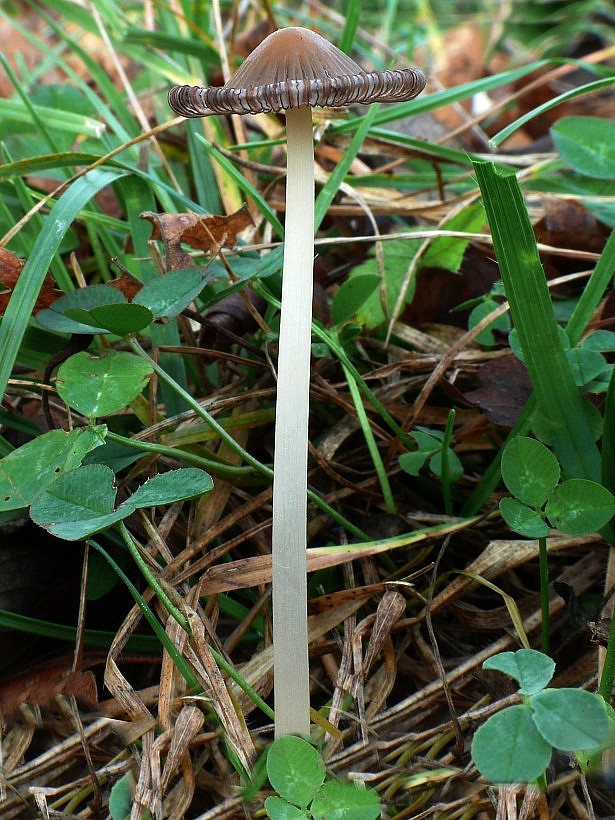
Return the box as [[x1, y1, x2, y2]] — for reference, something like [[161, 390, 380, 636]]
[[122, 27, 220, 65], [186, 120, 223, 213], [598, 585, 615, 702], [0, 608, 158, 652], [195, 133, 284, 236], [254, 281, 414, 450], [473, 160, 600, 481], [330, 61, 555, 135], [25, 6, 138, 142], [440, 409, 456, 516], [463, 229, 615, 518], [314, 103, 380, 231], [0, 54, 62, 154], [104, 430, 264, 483], [491, 76, 615, 147], [117, 522, 191, 634], [454, 571, 530, 648], [566, 228, 615, 345], [341, 360, 396, 514], [0, 168, 126, 404], [91, 539, 274, 720], [0, 98, 104, 139], [600, 364, 615, 546], [316, 323, 414, 450], [339, 0, 361, 55], [88, 538, 199, 689]]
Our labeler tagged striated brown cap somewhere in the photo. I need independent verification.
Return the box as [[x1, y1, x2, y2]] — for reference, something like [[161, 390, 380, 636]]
[[169, 27, 425, 117]]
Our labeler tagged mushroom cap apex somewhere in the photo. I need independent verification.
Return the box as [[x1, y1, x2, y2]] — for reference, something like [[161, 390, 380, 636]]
[[227, 26, 364, 87]]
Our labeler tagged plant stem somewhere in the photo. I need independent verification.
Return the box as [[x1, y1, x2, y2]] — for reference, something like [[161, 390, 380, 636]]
[[271, 104, 314, 738], [342, 360, 395, 514], [441, 408, 456, 516], [117, 521, 191, 634], [88, 538, 199, 687], [598, 593, 615, 703], [538, 536, 550, 655]]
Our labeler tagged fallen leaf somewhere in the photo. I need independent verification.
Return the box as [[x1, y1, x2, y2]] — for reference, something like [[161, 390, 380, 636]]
[[0, 661, 99, 717], [0, 247, 62, 314], [107, 268, 144, 300], [141, 208, 253, 271], [465, 354, 531, 427]]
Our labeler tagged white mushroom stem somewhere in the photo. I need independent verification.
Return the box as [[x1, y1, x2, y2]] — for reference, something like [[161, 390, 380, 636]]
[[271, 104, 314, 738]]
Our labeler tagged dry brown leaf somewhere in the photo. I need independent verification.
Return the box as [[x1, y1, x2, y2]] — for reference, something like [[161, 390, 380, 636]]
[[308, 583, 386, 616], [0, 247, 62, 315], [430, 534, 600, 613], [231, 594, 373, 715], [107, 268, 144, 300], [185, 608, 256, 772], [199, 519, 475, 594], [141, 207, 253, 271], [160, 705, 205, 791], [465, 354, 532, 428], [363, 589, 407, 677], [0, 660, 98, 717]]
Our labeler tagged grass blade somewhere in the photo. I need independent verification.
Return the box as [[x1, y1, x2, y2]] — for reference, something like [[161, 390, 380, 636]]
[[473, 160, 600, 481], [339, 0, 361, 55], [0, 169, 125, 403], [314, 104, 380, 231]]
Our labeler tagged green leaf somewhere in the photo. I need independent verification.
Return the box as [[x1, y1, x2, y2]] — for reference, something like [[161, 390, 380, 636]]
[[30, 463, 125, 540], [499, 497, 550, 538], [310, 779, 381, 819], [577, 702, 615, 773], [500, 436, 560, 507], [331, 274, 380, 326], [0, 427, 105, 511], [422, 203, 485, 272], [411, 429, 442, 451], [134, 268, 208, 319], [338, 240, 421, 329], [108, 771, 133, 820], [566, 347, 608, 389], [30, 464, 213, 541], [65, 303, 154, 335], [551, 116, 615, 179], [266, 736, 325, 809], [264, 796, 308, 819], [126, 468, 213, 508], [468, 297, 510, 347], [399, 451, 429, 476], [483, 649, 555, 695], [471, 704, 552, 783], [581, 330, 615, 353], [56, 350, 153, 417], [531, 688, 609, 751], [473, 161, 600, 482], [36, 284, 128, 334], [429, 448, 464, 483], [545, 478, 615, 535], [0, 169, 126, 401]]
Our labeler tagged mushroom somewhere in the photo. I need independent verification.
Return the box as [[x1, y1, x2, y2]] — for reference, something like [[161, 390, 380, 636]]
[[169, 26, 425, 738]]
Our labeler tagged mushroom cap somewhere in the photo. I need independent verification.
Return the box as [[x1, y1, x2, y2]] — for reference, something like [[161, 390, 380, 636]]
[[169, 26, 426, 117]]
